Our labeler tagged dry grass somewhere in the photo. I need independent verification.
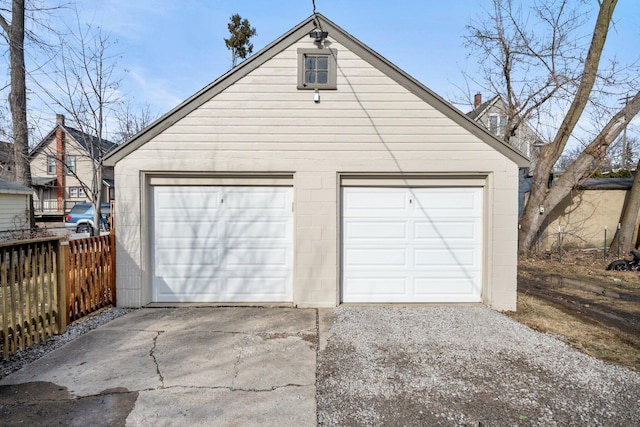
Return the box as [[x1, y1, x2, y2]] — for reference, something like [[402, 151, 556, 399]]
[[512, 250, 640, 372], [507, 294, 640, 371]]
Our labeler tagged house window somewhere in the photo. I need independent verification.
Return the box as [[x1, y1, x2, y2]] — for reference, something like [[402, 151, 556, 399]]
[[489, 115, 507, 136], [47, 156, 56, 174], [69, 187, 86, 198], [66, 155, 76, 175], [297, 48, 337, 90]]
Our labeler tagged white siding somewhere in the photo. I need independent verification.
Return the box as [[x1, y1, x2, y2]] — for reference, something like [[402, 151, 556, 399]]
[[0, 193, 30, 230], [114, 34, 519, 311]]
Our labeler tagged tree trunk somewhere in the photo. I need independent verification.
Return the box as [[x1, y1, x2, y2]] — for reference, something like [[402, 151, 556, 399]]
[[7, 0, 31, 189], [518, 0, 618, 254], [611, 156, 640, 254], [520, 89, 640, 254]]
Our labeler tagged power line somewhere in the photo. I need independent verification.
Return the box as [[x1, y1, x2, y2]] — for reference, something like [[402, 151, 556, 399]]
[[311, 0, 323, 31]]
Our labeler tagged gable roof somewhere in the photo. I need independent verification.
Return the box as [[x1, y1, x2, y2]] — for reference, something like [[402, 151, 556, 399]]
[[104, 14, 529, 168], [467, 95, 501, 121], [29, 124, 116, 161]]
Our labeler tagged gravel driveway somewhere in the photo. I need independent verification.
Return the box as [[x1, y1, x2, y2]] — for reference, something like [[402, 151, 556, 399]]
[[317, 307, 640, 426]]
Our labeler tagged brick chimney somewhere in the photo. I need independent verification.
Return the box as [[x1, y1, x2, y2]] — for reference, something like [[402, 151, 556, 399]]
[[55, 114, 65, 210], [474, 93, 482, 109]]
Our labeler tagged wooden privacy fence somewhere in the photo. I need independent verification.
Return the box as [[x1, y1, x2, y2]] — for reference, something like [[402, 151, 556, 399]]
[[1, 234, 116, 360], [0, 237, 66, 361], [66, 234, 116, 323]]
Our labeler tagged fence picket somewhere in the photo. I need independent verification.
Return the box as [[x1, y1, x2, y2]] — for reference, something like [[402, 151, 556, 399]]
[[0, 235, 115, 360]]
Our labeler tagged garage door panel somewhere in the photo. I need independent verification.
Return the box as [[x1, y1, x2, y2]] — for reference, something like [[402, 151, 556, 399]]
[[155, 278, 222, 301], [343, 277, 408, 296], [345, 248, 407, 267], [344, 221, 408, 240], [342, 186, 483, 303], [414, 221, 479, 241], [152, 186, 293, 303], [225, 220, 290, 239], [414, 248, 478, 267], [414, 277, 480, 298], [225, 189, 290, 210], [155, 247, 220, 267], [155, 222, 221, 239], [155, 265, 221, 278], [155, 188, 221, 211], [154, 236, 221, 249], [225, 248, 289, 267], [226, 277, 290, 297], [345, 189, 408, 215]]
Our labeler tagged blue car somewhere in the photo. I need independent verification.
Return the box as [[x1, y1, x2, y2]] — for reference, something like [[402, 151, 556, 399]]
[[64, 203, 111, 234]]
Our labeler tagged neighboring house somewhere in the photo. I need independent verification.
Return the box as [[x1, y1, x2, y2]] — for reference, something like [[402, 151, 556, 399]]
[[0, 178, 32, 231], [105, 14, 529, 311], [467, 93, 543, 158], [29, 114, 116, 219], [0, 141, 14, 180]]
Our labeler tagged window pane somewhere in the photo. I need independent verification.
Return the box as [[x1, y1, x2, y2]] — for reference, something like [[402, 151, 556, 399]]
[[317, 57, 328, 70], [305, 71, 316, 84], [489, 116, 497, 134], [317, 71, 328, 84], [305, 56, 316, 70]]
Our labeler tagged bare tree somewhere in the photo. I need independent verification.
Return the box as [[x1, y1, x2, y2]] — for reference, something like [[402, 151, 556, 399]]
[[0, 0, 30, 187], [466, 0, 640, 254], [40, 16, 121, 235], [113, 102, 156, 144]]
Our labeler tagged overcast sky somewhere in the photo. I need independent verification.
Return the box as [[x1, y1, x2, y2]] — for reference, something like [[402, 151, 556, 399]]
[[3, 0, 639, 141]]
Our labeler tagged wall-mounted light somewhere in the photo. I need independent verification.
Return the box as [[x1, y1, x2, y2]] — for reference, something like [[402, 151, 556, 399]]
[[314, 89, 320, 103], [309, 29, 328, 45]]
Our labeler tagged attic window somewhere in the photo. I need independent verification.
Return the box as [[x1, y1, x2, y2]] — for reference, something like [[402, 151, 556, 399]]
[[489, 114, 507, 136], [297, 48, 337, 90]]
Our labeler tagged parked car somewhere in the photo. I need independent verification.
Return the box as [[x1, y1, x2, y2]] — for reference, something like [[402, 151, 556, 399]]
[[64, 203, 111, 234]]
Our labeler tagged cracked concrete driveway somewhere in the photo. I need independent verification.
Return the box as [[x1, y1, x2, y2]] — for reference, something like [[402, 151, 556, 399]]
[[0, 307, 317, 426], [1, 306, 639, 426]]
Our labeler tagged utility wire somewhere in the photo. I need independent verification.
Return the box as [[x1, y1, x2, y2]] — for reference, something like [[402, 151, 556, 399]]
[[312, 0, 323, 31]]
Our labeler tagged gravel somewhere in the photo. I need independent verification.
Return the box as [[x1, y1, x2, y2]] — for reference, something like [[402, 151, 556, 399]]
[[317, 306, 640, 427], [1, 307, 131, 380]]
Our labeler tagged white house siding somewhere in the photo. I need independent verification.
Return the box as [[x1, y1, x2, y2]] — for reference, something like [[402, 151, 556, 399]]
[[0, 193, 30, 230], [113, 35, 520, 310]]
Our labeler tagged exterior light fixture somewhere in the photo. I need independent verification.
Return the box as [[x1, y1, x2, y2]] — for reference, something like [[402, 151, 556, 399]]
[[309, 29, 328, 45], [314, 89, 320, 103]]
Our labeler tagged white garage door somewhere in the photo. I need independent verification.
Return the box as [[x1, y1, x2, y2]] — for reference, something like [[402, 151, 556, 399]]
[[151, 186, 293, 303], [342, 187, 483, 303]]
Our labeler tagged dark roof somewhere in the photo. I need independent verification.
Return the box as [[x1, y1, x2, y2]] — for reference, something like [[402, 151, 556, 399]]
[[105, 14, 529, 168], [577, 178, 634, 190], [0, 177, 33, 194], [65, 126, 117, 160], [29, 124, 117, 161], [467, 95, 500, 121]]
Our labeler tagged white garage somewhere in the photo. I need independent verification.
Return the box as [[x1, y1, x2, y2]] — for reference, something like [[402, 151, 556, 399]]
[[151, 186, 293, 303], [342, 186, 483, 303], [105, 14, 528, 311]]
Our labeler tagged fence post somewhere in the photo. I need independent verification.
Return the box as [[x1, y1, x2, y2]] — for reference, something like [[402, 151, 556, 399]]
[[604, 226, 607, 262], [56, 241, 67, 334], [110, 233, 117, 305]]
